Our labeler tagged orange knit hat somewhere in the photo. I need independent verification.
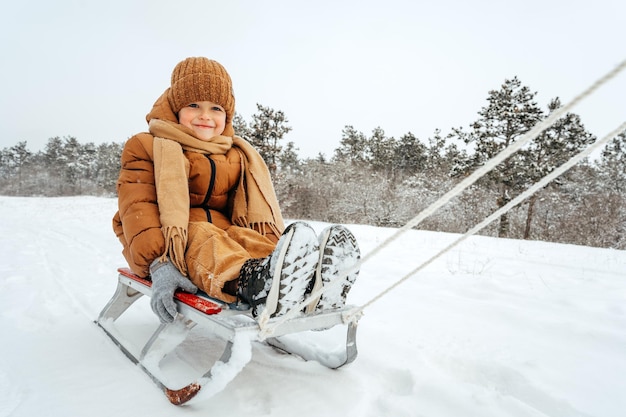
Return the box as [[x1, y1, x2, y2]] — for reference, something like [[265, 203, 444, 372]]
[[167, 57, 235, 123]]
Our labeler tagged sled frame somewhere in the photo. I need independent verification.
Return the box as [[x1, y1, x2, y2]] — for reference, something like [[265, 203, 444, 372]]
[[95, 268, 358, 405]]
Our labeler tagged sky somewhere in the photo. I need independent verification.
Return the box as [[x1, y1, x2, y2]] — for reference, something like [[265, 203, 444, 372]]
[[1, 0, 624, 159]]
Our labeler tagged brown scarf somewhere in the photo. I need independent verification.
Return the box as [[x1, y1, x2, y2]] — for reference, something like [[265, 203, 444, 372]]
[[149, 119, 285, 275]]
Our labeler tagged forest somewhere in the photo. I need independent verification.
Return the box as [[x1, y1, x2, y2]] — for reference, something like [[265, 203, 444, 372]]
[[2, 77, 625, 250]]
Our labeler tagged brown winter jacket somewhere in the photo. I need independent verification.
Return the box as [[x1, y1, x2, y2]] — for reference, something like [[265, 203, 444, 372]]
[[112, 90, 282, 278]]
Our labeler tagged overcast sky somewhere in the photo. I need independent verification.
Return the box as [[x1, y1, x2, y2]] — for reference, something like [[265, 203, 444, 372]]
[[1, 0, 624, 158]]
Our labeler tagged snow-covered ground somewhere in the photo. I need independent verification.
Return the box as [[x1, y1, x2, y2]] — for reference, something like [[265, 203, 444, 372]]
[[1, 196, 625, 417]]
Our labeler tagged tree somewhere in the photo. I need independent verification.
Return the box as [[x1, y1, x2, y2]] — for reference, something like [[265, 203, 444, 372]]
[[520, 98, 595, 239], [1, 141, 32, 194], [232, 113, 250, 138], [451, 77, 544, 237], [393, 132, 427, 176], [333, 125, 368, 164], [42, 136, 66, 193], [599, 130, 626, 193], [427, 129, 455, 175], [94, 142, 124, 193], [596, 130, 626, 248], [59, 136, 86, 193], [248, 104, 292, 173], [367, 127, 396, 175], [278, 141, 300, 173]]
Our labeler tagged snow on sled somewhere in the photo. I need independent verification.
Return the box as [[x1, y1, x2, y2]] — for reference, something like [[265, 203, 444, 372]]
[[95, 267, 359, 405]]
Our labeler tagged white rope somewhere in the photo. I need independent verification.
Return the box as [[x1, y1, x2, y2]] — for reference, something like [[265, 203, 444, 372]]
[[257, 58, 626, 338], [347, 120, 626, 321]]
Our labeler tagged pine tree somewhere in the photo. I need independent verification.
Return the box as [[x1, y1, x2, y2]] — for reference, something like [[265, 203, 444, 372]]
[[278, 141, 300, 173], [1, 141, 32, 194], [451, 77, 544, 237], [232, 113, 250, 139], [394, 132, 427, 176], [60, 136, 84, 193], [599, 130, 626, 193], [520, 98, 596, 239], [94, 142, 124, 193], [248, 104, 292, 173], [43, 137, 65, 193], [367, 127, 396, 175], [334, 125, 368, 164], [597, 130, 626, 248]]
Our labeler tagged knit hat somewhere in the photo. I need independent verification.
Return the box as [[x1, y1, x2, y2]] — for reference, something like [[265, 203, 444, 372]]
[[167, 57, 235, 123]]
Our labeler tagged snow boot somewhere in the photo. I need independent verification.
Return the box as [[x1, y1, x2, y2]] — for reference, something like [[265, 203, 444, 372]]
[[237, 257, 272, 316], [238, 221, 319, 318], [305, 225, 360, 313]]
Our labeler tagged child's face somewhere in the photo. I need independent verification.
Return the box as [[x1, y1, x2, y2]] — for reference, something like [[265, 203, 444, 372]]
[[178, 101, 227, 140]]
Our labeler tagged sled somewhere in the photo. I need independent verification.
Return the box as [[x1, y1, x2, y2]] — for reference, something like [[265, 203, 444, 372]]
[[95, 267, 359, 405]]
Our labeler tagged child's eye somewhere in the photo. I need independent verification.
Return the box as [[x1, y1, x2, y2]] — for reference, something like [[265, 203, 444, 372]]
[[188, 103, 199, 108], [212, 106, 224, 112]]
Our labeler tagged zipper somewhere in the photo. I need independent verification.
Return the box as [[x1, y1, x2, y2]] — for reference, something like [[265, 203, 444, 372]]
[[200, 156, 216, 222]]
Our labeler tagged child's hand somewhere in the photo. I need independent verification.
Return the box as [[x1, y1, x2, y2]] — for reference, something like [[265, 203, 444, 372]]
[[149, 258, 198, 323]]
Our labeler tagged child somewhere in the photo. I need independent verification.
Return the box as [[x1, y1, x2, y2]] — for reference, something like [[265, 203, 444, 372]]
[[112, 57, 360, 323]]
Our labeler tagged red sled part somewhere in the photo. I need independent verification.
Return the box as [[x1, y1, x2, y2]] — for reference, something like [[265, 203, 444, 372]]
[[117, 267, 222, 315]]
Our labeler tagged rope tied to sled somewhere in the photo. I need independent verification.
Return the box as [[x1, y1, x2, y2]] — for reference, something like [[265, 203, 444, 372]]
[[257, 58, 626, 337]]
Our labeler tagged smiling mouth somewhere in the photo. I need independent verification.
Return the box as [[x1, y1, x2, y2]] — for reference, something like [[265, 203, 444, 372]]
[[195, 124, 215, 129]]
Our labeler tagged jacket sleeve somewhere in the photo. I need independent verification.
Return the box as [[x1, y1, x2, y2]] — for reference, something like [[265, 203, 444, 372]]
[[114, 133, 165, 277]]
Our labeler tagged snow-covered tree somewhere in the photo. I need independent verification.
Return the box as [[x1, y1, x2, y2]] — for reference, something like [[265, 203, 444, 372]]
[[232, 113, 250, 138], [333, 125, 368, 164], [248, 104, 292, 173], [393, 132, 427, 176], [450, 77, 544, 237], [277, 141, 300, 173], [94, 142, 124, 194], [599, 130, 626, 193], [596, 130, 626, 248], [367, 127, 395, 175], [0, 141, 32, 194], [520, 98, 596, 239]]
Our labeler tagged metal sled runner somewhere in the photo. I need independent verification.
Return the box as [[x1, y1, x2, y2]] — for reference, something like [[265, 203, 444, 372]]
[[95, 268, 359, 405]]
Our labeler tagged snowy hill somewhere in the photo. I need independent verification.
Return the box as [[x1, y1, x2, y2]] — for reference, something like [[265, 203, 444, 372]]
[[1, 196, 624, 417]]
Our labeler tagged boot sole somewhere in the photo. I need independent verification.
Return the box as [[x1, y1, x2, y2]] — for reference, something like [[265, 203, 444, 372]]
[[265, 222, 319, 317], [306, 225, 360, 313]]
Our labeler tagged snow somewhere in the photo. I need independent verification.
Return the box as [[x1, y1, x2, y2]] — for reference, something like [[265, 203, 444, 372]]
[[1, 196, 625, 417]]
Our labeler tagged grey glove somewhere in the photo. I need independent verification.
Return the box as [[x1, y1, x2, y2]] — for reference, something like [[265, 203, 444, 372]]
[[149, 258, 198, 323]]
